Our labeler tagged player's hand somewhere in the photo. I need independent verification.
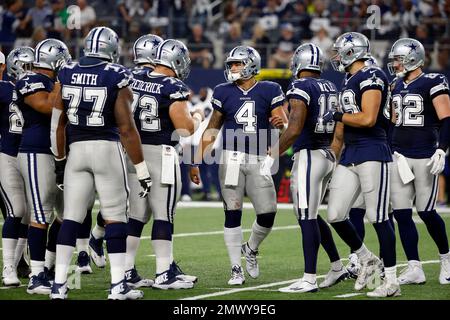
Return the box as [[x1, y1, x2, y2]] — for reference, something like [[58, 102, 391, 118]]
[[426, 148, 446, 175], [321, 110, 335, 124], [54, 157, 66, 191], [138, 176, 152, 198], [191, 109, 205, 121], [269, 115, 285, 129], [190, 165, 201, 185], [260, 155, 275, 176]]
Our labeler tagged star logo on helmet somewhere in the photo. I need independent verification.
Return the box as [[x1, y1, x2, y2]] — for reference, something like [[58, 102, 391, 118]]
[[179, 46, 186, 54], [151, 39, 160, 46], [246, 48, 253, 55], [406, 42, 417, 53], [13, 50, 21, 58], [344, 34, 354, 44], [56, 46, 66, 54]]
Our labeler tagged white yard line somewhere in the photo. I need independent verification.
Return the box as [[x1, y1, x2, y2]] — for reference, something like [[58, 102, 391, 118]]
[[182, 260, 441, 300]]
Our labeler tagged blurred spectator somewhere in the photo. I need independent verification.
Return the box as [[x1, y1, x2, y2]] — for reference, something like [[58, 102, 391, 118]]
[[116, 0, 132, 38], [250, 22, 271, 67], [268, 22, 296, 68], [237, 0, 264, 39], [223, 21, 243, 54], [415, 24, 434, 48], [140, 0, 169, 35], [31, 26, 47, 47], [187, 24, 214, 69], [77, 0, 96, 36], [170, 0, 189, 38], [287, 0, 312, 39], [259, 0, 279, 35], [379, 1, 402, 39], [437, 37, 450, 70], [310, 26, 333, 56], [22, 0, 52, 30], [190, 0, 210, 29], [0, 0, 26, 53], [401, 0, 420, 37], [46, 0, 67, 40], [337, 0, 359, 33]]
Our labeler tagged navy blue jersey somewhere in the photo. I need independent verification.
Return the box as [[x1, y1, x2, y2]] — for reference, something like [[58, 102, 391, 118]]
[[0, 81, 23, 157], [286, 77, 338, 152], [129, 69, 190, 146], [16, 72, 55, 154], [211, 81, 285, 155], [57, 57, 133, 145], [390, 73, 449, 158], [339, 66, 392, 165]]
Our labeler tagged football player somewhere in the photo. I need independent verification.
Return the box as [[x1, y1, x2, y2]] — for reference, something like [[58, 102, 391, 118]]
[[387, 38, 450, 285], [1, 48, 33, 286], [50, 27, 150, 300], [261, 44, 348, 292], [323, 32, 400, 297], [191, 46, 288, 285], [14, 39, 71, 294]]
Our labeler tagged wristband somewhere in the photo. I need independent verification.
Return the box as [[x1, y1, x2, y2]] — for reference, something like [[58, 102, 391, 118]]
[[333, 112, 344, 122], [134, 161, 150, 180]]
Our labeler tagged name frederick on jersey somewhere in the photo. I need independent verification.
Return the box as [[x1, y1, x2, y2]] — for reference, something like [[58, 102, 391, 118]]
[[130, 79, 163, 94]]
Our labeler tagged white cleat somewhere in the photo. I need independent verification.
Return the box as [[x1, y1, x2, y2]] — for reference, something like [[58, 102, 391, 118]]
[[27, 272, 52, 295], [398, 261, 426, 285], [319, 267, 349, 288], [89, 234, 106, 268], [227, 265, 245, 286], [170, 262, 198, 283], [241, 243, 259, 279], [346, 253, 360, 279], [367, 281, 401, 298], [2, 265, 21, 287], [439, 253, 450, 285], [108, 280, 144, 300], [355, 253, 383, 291], [152, 269, 194, 290], [279, 278, 318, 293], [125, 268, 154, 288]]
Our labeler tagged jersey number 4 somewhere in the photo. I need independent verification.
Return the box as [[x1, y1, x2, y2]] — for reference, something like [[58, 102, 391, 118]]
[[235, 101, 257, 133]]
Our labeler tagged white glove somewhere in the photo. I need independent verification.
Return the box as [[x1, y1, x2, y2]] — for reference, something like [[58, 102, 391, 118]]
[[260, 155, 275, 176], [426, 149, 446, 175]]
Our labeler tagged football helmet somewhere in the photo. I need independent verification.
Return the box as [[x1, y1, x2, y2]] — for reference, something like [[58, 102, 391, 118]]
[[331, 32, 370, 73], [387, 38, 425, 78], [6, 47, 35, 79], [224, 46, 261, 82]]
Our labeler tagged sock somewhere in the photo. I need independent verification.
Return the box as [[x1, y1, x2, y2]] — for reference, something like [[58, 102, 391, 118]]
[[28, 226, 48, 276], [224, 226, 243, 267], [349, 208, 366, 243], [44, 250, 56, 270], [47, 220, 61, 253], [91, 224, 105, 240], [247, 221, 272, 251], [331, 219, 363, 252], [373, 220, 396, 268], [2, 217, 21, 266], [105, 223, 127, 284], [393, 209, 420, 261], [151, 220, 172, 274], [303, 272, 317, 284], [15, 223, 29, 267], [317, 215, 341, 262], [125, 218, 145, 270], [355, 244, 371, 261], [384, 266, 397, 284], [299, 219, 321, 274], [317, 215, 341, 263], [76, 238, 89, 253], [331, 260, 344, 271], [418, 210, 450, 254], [54, 220, 79, 284]]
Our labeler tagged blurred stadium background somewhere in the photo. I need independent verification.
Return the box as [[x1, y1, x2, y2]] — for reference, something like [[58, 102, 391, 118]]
[[1, 0, 450, 205]]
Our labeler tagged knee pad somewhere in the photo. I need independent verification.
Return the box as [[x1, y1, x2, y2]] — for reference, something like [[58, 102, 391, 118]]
[[57, 220, 79, 247], [256, 212, 276, 228], [104, 222, 127, 241], [418, 210, 437, 222], [151, 220, 172, 241], [224, 210, 242, 228], [128, 218, 145, 237]]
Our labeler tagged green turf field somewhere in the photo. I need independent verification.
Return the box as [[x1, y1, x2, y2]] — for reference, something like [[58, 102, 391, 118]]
[[1, 206, 449, 300]]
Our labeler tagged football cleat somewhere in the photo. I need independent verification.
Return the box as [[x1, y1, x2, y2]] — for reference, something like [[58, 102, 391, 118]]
[[367, 281, 401, 298], [279, 278, 318, 293], [27, 272, 52, 295], [319, 266, 349, 288], [241, 243, 259, 279], [125, 267, 154, 288], [2, 265, 21, 287], [398, 261, 426, 285], [108, 280, 144, 300], [355, 253, 383, 291], [171, 261, 198, 283], [152, 269, 194, 290], [50, 282, 68, 300], [439, 253, 450, 285], [76, 251, 93, 274], [227, 265, 245, 286], [346, 253, 360, 279], [89, 233, 106, 268]]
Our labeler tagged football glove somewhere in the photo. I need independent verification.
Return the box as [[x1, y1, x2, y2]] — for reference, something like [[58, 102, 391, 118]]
[[138, 176, 152, 198], [426, 148, 446, 175], [54, 157, 66, 191]]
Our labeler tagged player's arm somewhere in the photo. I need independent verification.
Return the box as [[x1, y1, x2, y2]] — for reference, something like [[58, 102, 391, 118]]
[[50, 85, 67, 189], [269, 104, 289, 132], [271, 98, 306, 158], [24, 82, 61, 116], [190, 109, 224, 184], [331, 122, 345, 160], [115, 86, 152, 197], [340, 89, 381, 128], [169, 100, 204, 137]]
